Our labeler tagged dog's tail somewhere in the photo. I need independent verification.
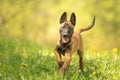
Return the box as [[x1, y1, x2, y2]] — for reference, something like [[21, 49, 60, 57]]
[[80, 16, 96, 33]]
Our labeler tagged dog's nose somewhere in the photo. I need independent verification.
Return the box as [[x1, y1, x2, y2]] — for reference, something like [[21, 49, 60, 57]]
[[63, 35, 68, 38]]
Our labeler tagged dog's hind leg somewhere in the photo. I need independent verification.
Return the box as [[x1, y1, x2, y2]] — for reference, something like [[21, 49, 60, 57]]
[[77, 49, 84, 72]]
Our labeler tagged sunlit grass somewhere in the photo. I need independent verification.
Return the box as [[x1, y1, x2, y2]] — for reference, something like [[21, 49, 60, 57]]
[[0, 37, 120, 80]]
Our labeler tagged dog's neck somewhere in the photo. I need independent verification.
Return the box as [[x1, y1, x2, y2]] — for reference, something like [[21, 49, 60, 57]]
[[60, 37, 71, 50], [57, 40, 71, 56]]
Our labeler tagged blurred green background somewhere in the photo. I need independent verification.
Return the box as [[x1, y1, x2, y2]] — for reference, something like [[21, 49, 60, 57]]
[[0, 0, 120, 50]]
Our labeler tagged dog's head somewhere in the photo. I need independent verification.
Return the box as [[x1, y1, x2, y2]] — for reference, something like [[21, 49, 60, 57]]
[[59, 12, 76, 44]]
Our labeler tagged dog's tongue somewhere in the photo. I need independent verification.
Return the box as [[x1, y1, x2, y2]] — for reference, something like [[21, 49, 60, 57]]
[[62, 37, 69, 43]]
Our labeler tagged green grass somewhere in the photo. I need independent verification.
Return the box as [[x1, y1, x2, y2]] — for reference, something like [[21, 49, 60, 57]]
[[0, 37, 120, 80]]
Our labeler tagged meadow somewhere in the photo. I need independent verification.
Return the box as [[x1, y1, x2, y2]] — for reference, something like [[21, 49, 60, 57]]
[[0, 37, 120, 80], [0, 0, 120, 80]]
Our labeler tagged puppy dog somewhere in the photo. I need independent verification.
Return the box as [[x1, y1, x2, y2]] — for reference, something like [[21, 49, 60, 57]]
[[54, 12, 95, 75]]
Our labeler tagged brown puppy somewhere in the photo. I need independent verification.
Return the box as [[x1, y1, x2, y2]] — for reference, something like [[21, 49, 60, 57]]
[[54, 12, 95, 75]]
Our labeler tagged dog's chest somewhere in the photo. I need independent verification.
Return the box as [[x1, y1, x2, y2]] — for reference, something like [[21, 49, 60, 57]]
[[56, 45, 71, 56]]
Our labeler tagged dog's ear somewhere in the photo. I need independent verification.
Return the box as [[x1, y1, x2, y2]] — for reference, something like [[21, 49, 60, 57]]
[[70, 12, 76, 26], [60, 12, 67, 24]]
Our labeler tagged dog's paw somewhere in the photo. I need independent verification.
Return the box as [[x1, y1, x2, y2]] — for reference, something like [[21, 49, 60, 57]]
[[78, 69, 84, 73], [58, 69, 64, 76], [78, 70, 82, 72]]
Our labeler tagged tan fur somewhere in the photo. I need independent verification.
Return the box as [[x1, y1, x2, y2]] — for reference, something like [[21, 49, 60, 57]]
[[54, 30, 84, 75]]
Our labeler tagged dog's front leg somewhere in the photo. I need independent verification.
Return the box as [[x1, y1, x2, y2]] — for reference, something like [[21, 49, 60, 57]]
[[54, 49, 64, 68], [58, 51, 71, 75]]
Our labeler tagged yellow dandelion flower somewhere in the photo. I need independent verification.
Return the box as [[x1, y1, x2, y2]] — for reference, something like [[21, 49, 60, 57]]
[[22, 63, 28, 67], [112, 48, 118, 54], [92, 71, 96, 75]]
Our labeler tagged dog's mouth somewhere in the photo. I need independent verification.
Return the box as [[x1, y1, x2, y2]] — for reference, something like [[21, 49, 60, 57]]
[[62, 35, 70, 43]]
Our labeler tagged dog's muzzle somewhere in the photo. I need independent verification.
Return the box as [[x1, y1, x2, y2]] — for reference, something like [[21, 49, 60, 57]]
[[61, 35, 70, 43], [60, 28, 73, 44]]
